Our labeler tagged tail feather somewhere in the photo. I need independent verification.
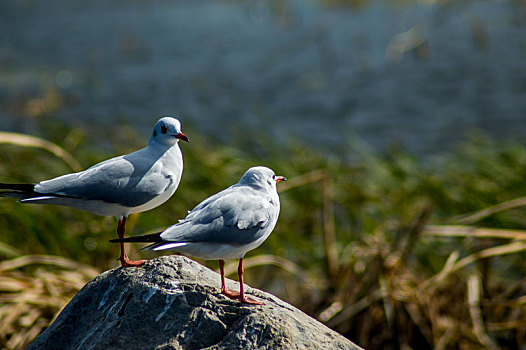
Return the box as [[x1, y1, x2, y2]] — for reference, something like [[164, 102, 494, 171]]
[[109, 232, 163, 243], [0, 183, 37, 192], [0, 183, 38, 199], [0, 183, 80, 201]]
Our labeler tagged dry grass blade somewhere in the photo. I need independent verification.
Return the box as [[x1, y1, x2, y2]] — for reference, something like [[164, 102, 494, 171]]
[[467, 275, 499, 350], [277, 169, 339, 285], [424, 225, 526, 241], [18, 319, 48, 350], [487, 319, 526, 331], [321, 172, 338, 284], [404, 302, 434, 345], [318, 301, 344, 322], [276, 169, 328, 192], [434, 327, 456, 350], [423, 251, 460, 289], [489, 276, 526, 303], [0, 242, 22, 259], [452, 196, 526, 224], [400, 204, 432, 265], [0, 254, 99, 349], [0, 131, 82, 172], [453, 241, 526, 271], [0, 255, 99, 276], [326, 288, 388, 328], [423, 241, 526, 288]]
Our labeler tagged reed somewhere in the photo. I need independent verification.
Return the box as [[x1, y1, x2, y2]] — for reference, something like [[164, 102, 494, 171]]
[[1, 119, 525, 349]]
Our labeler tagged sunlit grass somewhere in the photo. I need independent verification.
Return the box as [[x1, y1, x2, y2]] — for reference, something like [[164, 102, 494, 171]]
[[0, 251, 99, 349], [0, 118, 525, 349]]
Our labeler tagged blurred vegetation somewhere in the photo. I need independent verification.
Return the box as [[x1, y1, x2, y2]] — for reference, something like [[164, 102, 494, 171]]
[[1, 117, 525, 349]]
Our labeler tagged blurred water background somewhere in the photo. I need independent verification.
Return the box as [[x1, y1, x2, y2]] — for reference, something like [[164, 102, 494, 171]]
[[1, 0, 526, 349], [1, 0, 526, 156]]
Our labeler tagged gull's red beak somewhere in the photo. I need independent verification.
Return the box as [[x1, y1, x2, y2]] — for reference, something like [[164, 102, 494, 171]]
[[175, 132, 189, 142], [275, 176, 286, 183]]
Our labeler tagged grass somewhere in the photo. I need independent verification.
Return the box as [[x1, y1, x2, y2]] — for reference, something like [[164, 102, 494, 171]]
[[0, 117, 525, 349], [0, 254, 99, 349]]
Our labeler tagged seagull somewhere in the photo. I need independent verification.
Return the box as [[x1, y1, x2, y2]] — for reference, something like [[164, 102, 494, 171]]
[[111, 166, 286, 305], [0, 116, 188, 267]]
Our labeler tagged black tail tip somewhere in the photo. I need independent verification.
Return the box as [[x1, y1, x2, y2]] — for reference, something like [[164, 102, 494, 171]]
[[109, 232, 163, 244]]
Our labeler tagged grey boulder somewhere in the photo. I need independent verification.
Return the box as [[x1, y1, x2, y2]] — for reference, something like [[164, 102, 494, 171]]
[[29, 256, 362, 350]]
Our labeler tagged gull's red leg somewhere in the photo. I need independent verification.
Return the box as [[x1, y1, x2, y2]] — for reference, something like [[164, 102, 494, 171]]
[[237, 258, 263, 305], [117, 216, 146, 267], [219, 259, 240, 298]]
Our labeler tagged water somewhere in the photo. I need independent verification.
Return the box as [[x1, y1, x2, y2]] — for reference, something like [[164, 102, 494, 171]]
[[1, 0, 525, 156]]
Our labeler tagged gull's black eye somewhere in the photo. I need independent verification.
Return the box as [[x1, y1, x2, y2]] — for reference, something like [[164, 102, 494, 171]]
[[272, 175, 276, 180], [160, 124, 168, 134]]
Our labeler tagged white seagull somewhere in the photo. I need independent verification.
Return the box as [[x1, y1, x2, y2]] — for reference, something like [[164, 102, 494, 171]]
[[111, 166, 286, 305], [0, 116, 188, 267]]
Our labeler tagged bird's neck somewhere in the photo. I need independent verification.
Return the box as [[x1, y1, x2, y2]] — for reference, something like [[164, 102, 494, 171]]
[[148, 138, 178, 150], [158, 142, 183, 164]]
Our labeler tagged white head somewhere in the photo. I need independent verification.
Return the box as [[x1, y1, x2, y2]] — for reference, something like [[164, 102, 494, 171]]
[[239, 166, 286, 192], [149, 117, 189, 147]]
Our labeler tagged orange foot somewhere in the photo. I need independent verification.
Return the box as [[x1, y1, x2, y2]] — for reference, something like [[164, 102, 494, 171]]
[[238, 295, 264, 305], [120, 258, 146, 267], [221, 288, 264, 305], [221, 288, 240, 299]]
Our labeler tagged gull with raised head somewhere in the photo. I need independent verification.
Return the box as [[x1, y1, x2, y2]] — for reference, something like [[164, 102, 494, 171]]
[[111, 166, 286, 305], [0, 116, 188, 267]]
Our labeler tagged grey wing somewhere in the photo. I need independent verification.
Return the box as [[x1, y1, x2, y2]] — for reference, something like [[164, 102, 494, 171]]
[[160, 187, 276, 245], [35, 151, 171, 207]]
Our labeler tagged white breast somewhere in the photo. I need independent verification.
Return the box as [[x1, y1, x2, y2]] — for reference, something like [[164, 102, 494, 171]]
[[128, 184, 177, 214]]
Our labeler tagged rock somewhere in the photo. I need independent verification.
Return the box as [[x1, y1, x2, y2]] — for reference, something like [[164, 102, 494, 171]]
[[29, 256, 361, 350]]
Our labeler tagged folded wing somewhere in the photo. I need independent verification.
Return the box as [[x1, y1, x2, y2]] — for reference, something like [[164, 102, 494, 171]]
[[160, 186, 276, 246], [34, 151, 172, 208]]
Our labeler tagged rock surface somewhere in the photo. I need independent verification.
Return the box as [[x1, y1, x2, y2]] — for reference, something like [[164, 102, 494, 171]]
[[29, 256, 362, 350]]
